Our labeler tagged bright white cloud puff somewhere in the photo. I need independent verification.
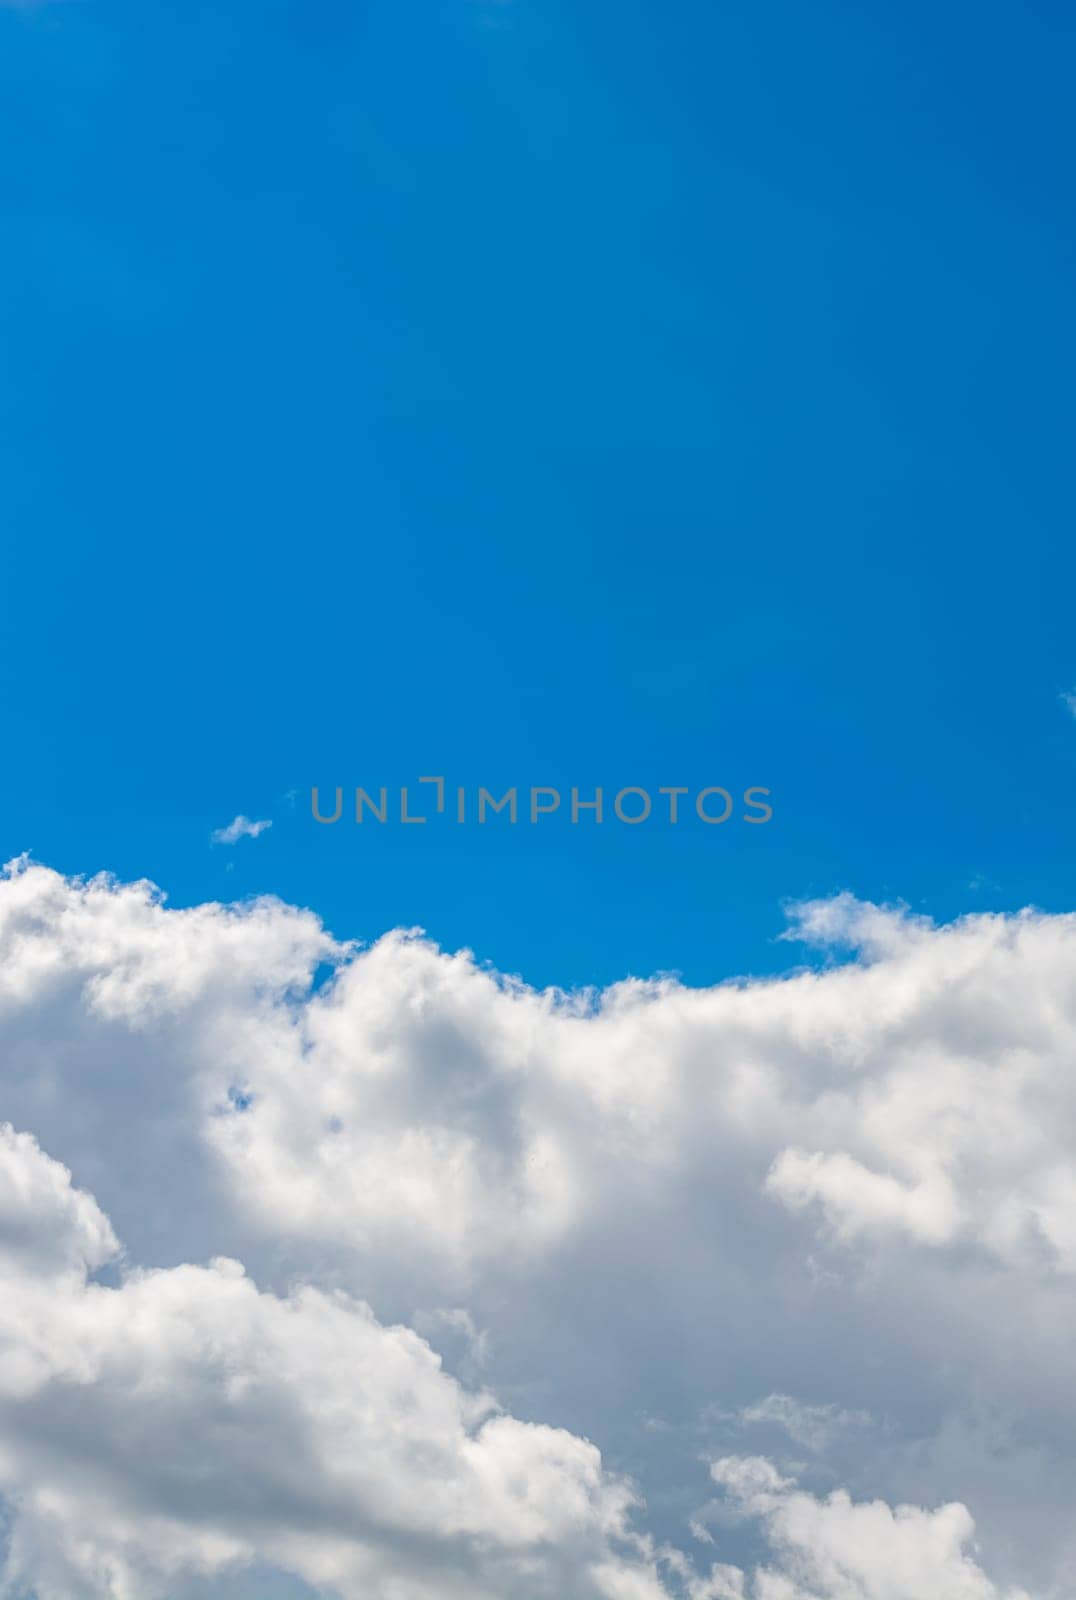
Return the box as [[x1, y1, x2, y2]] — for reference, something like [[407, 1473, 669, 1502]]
[[0, 857, 1074, 1597]]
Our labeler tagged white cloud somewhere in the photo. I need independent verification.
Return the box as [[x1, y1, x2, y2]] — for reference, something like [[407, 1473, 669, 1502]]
[[0, 1123, 117, 1286], [211, 815, 272, 845], [0, 1122, 658, 1600], [3, 858, 1076, 1595], [765, 1147, 964, 1245], [1060, 688, 1076, 718], [707, 1456, 1029, 1600]]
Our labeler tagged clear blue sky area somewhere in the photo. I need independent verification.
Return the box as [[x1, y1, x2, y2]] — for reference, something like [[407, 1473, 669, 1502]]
[[3, 0, 1075, 987]]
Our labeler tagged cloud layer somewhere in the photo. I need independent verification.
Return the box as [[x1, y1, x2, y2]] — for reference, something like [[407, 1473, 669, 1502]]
[[1, 859, 1074, 1597]]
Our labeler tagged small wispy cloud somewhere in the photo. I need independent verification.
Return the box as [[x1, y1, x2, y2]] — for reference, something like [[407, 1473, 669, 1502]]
[[1061, 688, 1076, 719], [736, 1393, 871, 1453], [211, 815, 272, 846]]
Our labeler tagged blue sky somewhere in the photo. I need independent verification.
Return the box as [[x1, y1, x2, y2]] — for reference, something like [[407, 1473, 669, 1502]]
[[3, 0, 1076, 988]]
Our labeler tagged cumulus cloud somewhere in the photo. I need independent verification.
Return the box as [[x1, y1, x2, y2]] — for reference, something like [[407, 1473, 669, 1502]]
[[0, 1123, 118, 1284], [706, 1456, 1029, 1600], [211, 815, 272, 845], [0, 1121, 659, 1600], [2, 858, 1076, 1596]]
